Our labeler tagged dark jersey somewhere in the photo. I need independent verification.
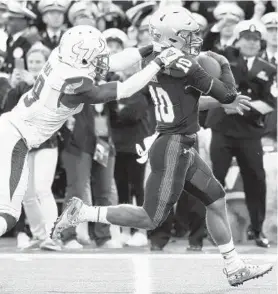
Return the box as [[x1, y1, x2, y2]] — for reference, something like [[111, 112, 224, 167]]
[[142, 48, 237, 135], [148, 56, 204, 135]]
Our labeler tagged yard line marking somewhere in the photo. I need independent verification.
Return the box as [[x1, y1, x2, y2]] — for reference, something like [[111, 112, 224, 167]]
[[132, 256, 151, 294], [0, 253, 277, 261]]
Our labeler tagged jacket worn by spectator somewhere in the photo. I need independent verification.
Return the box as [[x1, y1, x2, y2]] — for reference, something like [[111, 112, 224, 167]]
[[3, 81, 57, 149], [109, 89, 154, 154], [66, 104, 115, 157], [40, 29, 66, 51], [2, 34, 33, 74], [206, 46, 276, 139]]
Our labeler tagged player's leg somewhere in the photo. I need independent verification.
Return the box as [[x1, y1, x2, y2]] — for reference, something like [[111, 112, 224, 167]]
[[22, 151, 45, 240], [184, 149, 272, 286], [23, 147, 60, 250], [33, 147, 58, 235], [51, 134, 194, 236], [0, 119, 29, 236]]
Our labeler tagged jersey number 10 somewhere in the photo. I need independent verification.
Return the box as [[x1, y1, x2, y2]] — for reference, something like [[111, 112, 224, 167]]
[[149, 85, 174, 123]]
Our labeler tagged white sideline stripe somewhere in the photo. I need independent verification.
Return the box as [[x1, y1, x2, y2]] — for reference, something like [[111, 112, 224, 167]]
[[0, 253, 276, 260]]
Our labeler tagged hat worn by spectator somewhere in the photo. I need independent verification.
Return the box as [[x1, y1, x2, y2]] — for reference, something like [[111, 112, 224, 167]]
[[0, 0, 7, 11], [68, 2, 97, 25], [6, 1, 36, 20], [138, 14, 152, 32], [213, 3, 245, 22], [38, 0, 69, 15], [103, 28, 128, 47], [192, 13, 208, 31], [234, 20, 267, 41], [261, 12, 278, 29]]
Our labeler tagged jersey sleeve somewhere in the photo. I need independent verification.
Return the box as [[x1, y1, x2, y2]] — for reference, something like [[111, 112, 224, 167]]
[[60, 77, 118, 105], [182, 58, 237, 104], [138, 45, 154, 58]]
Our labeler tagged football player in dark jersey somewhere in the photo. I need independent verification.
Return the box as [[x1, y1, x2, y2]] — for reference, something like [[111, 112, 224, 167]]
[[52, 6, 272, 286]]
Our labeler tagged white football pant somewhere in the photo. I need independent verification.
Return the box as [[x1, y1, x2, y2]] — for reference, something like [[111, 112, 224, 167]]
[[23, 147, 58, 240]]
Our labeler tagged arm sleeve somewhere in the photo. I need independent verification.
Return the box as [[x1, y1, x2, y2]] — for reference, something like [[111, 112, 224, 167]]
[[76, 82, 118, 105], [109, 45, 153, 72], [59, 77, 118, 105], [117, 61, 161, 100], [187, 62, 237, 104]]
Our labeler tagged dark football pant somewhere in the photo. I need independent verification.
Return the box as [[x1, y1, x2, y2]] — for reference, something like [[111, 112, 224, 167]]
[[143, 134, 225, 228], [210, 131, 266, 233]]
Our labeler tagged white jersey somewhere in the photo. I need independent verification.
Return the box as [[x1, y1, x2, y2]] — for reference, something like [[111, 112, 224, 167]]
[[5, 48, 95, 149]]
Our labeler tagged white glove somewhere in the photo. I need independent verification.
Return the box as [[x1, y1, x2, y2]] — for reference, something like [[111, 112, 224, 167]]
[[155, 47, 184, 68]]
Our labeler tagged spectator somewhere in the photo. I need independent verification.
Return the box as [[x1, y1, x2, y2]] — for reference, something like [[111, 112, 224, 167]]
[[67, 1, 98, 28], [261, 12, 278, 141], [206, 19, 276, 248], [137, 15, 153, 47], [3, 42, 61, 250], [59, 19, 121, 250], [97, 0, 129, 32], [202, 2, 245, 52], [110, 63, 153, 247], [61, 103, 121, 249], [38, 0, 70, 50], [0, 0, 8, 68], [191, 13, 208, 38], [2, 1, 38, 74]]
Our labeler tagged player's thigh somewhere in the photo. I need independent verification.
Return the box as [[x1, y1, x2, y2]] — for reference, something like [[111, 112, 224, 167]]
[[184, 149, 225, 206], [143, 134, 194, 227], [0, 118, 28, 219]]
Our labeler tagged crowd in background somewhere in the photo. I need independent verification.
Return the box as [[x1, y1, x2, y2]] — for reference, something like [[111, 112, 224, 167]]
[[0, 0, 277, 252]]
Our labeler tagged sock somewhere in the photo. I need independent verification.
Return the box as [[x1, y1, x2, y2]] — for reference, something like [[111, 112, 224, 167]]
[[0, 216, 8, 237], [218, 239, 244, 273], [81, 205, 111, 224]]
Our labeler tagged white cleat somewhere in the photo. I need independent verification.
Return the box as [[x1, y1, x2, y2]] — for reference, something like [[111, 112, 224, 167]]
[[51, 197, 84, 240], [224, 262, 273, 287]]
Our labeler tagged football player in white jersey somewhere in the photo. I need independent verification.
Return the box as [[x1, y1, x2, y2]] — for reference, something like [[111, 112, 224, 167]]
[[0, 25, 184, 238]]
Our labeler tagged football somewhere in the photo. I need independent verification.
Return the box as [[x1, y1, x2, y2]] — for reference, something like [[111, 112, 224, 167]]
[[197, 52, 221, 79]]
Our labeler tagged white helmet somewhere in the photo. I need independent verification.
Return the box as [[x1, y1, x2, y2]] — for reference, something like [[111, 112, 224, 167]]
[[149, 5, 203, 56], [58, 25, 109, 79]]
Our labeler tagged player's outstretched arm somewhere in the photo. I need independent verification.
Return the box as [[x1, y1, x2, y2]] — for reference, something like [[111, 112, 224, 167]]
[[116, 47, 183, 100], [61, 48, 183, 105], [199, 95, 252, 115], [109, 45, 153, 72]]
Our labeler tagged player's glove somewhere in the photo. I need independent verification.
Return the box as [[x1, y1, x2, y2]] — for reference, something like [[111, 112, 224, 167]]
[[206, 51, 229, 67], [154, 47, 184, 68]]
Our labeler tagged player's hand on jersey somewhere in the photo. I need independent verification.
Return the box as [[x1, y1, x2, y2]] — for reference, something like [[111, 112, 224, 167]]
[[206, 51, 229, 67], [155, 47, 184, 68], [222, 94, 252, 115]]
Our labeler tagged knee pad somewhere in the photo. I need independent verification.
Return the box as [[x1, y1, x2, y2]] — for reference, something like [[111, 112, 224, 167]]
[[0, 213, 17, 232]]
